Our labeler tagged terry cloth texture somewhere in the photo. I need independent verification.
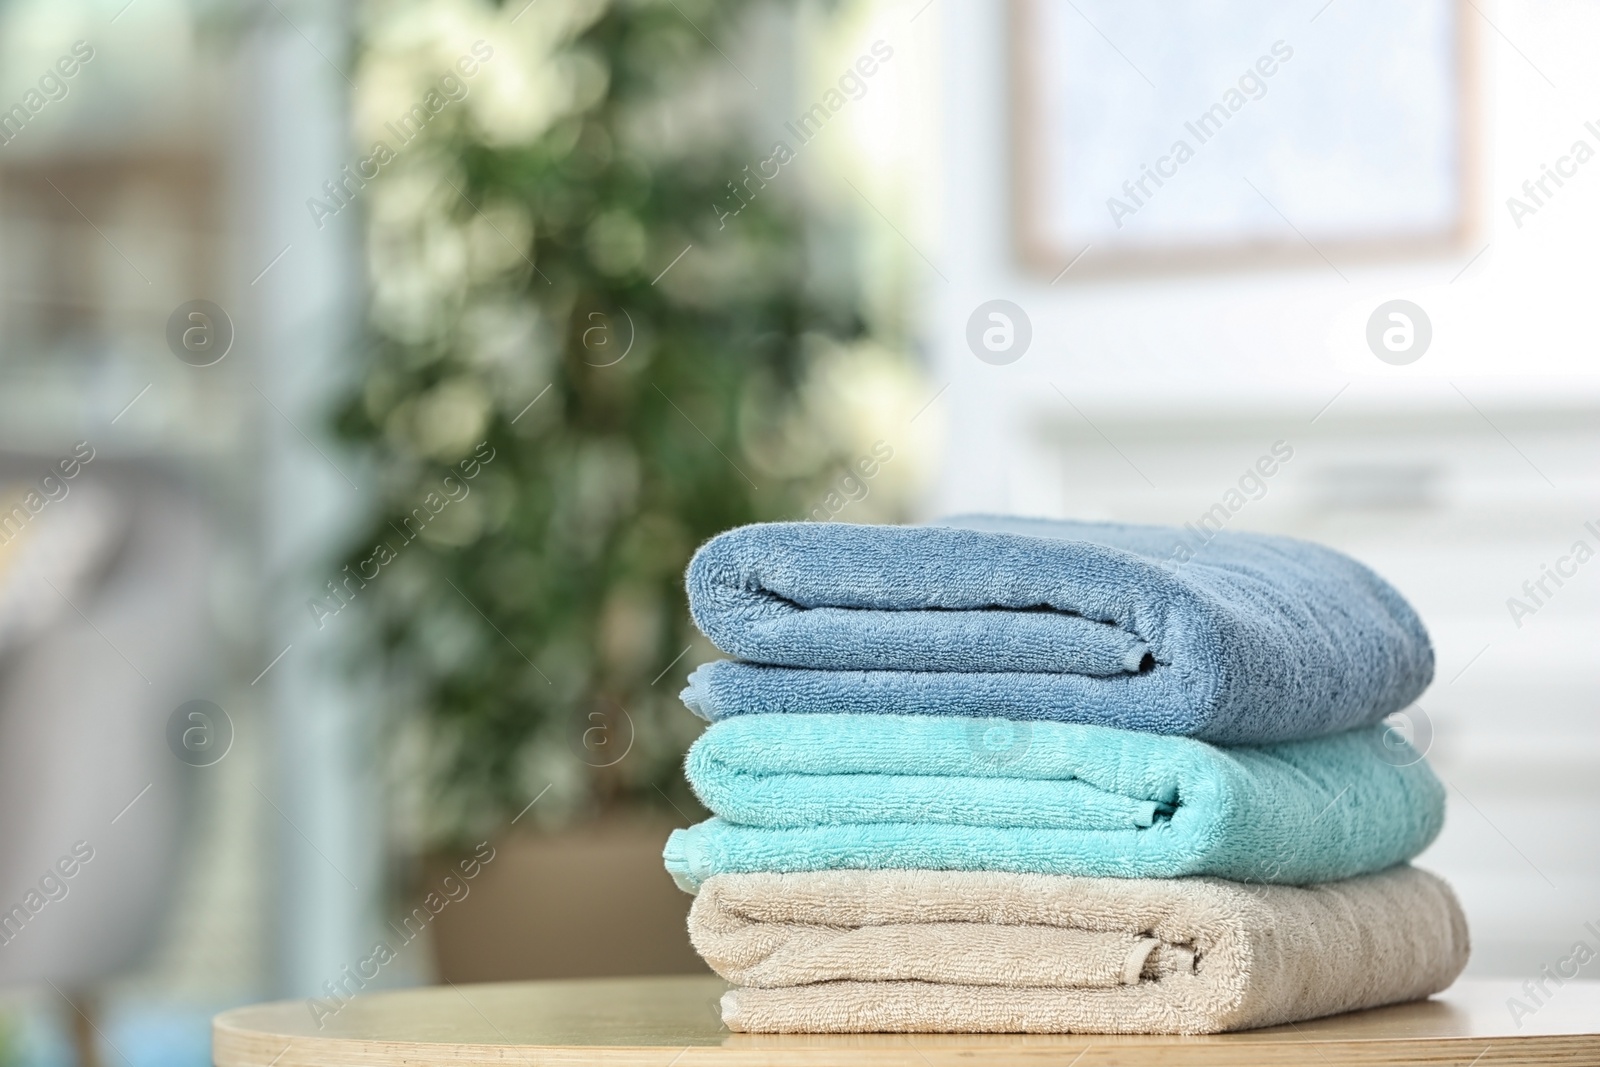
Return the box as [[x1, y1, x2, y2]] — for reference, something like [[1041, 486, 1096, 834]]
[[681, 517, 1433, 744], [692, 865, 1470, 1034], [662, 714, 1445, 894]]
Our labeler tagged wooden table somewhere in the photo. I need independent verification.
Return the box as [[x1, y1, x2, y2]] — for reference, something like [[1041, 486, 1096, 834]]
[[214, 976, 1600, 1065]]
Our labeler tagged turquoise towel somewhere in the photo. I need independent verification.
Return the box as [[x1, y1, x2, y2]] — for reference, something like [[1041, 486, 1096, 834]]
[[662, 714, 1444, 893]]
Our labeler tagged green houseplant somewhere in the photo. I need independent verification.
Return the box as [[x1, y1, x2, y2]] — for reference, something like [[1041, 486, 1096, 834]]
[[335, 0, 907, 856]]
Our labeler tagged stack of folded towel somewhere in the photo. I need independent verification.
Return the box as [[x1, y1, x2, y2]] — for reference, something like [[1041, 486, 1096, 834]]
[[663, 516, 1469, 1035]]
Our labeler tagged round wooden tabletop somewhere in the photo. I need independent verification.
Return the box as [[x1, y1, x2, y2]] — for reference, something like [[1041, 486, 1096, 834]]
[[213, 976, 1600, 1066]]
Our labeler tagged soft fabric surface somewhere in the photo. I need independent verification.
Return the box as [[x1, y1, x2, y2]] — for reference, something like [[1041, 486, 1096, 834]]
[[662, 714, 1445, 893], [691, 865, 1469, 1034], [682, 516, 1433, 743]]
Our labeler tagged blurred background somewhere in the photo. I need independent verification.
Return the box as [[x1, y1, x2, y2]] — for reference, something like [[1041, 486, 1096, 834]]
[[0, 0, 1593, 1062]]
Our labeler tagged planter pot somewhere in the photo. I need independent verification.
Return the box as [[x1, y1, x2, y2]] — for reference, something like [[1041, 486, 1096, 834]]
[[423, 817, 708, 983]]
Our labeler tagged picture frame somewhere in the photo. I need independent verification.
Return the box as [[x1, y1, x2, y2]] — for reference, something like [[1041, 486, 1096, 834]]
[[1011, 0, 1477, 280]]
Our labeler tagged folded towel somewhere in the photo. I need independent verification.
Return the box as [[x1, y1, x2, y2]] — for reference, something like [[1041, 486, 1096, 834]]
[[683, 516, 1433, 743], [662, 714, 1444, 893], [692, 865, 1470, 1033]]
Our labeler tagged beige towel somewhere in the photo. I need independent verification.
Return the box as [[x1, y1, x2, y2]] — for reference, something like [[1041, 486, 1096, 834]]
[[689, 865, 1469, 1034]]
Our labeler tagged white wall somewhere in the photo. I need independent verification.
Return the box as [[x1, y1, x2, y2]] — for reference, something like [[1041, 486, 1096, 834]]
[[927, 0, 1600, 466]]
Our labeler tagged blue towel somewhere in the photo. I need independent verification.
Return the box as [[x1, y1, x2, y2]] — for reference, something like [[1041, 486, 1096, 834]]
[[682, 516, 1433, 743], [662, 714, 1445, 893]]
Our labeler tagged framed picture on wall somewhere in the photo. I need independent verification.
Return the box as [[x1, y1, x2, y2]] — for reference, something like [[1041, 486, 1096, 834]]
[[1012, 0, 1476, 279]]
